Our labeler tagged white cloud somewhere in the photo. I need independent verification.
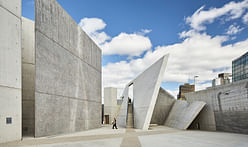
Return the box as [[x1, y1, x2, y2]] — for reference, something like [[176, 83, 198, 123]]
[[101, 33, 152, 56], [79, 18, 152, 57], [79, 18, 111, 44], [243, 12, 248, 23], [102, 32, 248, 96], [226, 24, 244, 35], [186, 0, 248, 31]]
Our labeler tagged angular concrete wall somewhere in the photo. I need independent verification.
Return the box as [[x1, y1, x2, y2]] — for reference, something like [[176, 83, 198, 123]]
[[35, 0, 102, 137], [186, 79, 248, 134], [0, 0, 22, 143], [117, 85, 129, 128], [133, 55, 168, 130], [164, 101, 206, 129], [150, 88, 175, 125], [21, 17, 35, 136]]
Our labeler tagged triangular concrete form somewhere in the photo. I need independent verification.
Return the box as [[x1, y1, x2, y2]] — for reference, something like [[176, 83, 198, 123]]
[[164, 100, 206, 129], [117, 55, 169, 130]]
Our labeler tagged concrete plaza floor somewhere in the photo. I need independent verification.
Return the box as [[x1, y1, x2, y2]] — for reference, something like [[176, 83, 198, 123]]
[[1, 125, 248, 147]]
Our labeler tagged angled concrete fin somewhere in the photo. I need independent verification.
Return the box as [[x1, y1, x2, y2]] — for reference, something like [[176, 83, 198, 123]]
[[116, 85, 129, 127], [164, 100, 206, 129], [133, 55, 169, 130]]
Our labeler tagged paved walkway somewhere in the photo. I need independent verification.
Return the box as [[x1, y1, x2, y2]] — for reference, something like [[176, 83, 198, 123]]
[[1, 125, 248, 147]]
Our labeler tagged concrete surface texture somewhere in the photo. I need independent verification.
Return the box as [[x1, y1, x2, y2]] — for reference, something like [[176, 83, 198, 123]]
[[21, 17, 35, 136], [117, 85, 129, 128], [104, 87, 119, 124], [133, 55, 169, 130], [1, 125, 248, 147], [186, 79, 248, 134], [0, 0, 22, 143], [164, 100, 206, 129], [150, 87, 175, 125], [35, 0, 102, 137]]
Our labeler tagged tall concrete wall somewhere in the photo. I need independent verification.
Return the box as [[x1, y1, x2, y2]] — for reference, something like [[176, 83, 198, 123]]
[[164, 101, 206, 129], [35, 0, 102, 137], [186, 79, 248, 134], [0, 0, 22, 143], [117, 85, 129, 128], [150, 88, 175, 125], [21, 17, 35, 136]]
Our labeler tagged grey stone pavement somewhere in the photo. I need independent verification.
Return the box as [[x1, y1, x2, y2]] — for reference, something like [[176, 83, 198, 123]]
[[1, 125, 248, 147]]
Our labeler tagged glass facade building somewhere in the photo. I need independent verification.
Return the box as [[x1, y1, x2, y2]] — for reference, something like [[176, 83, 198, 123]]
[[232, 52, 248, 82]]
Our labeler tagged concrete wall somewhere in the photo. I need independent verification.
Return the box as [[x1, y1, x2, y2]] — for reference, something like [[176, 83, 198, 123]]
[[164, 101, 206, 129], [150, 88, 175, 125], [21, 17, 35, 136], [0, 0, 22, 143], [133, 55, 168, 130], [186, 79, 248, 134], [117, 85, 129, 128], [104, 87, 118, 123], [35, 0, 102, 137]]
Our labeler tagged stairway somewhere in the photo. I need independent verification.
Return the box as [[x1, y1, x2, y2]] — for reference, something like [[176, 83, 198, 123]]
[[126, 103, 134, 128]]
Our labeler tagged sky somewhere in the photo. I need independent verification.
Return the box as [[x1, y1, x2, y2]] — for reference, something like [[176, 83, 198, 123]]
[[22, 0, 248, 98]]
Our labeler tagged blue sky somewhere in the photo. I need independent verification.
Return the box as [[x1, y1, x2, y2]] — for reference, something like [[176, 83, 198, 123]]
[[22, 0, 248, 97]]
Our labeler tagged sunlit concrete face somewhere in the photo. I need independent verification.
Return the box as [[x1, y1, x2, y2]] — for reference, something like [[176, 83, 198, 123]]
[[0, 0, 22, 143], [117, 55, 169, 130], [35, 0, 102, 137]]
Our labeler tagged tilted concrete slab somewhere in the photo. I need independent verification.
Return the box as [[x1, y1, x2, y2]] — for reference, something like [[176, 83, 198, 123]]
[[150, 87, 176, 125], [117, 55, 169, 130], [133, 55, 169, 130], [117, 85, 129, 128], [164, 100, 206, 129], [35, 0, 101, 137]]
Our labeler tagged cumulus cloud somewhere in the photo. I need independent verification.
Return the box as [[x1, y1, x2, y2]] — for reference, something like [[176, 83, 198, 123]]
[[79, 18, 152, 57], [101, 33, 152, 56], [79, 18, 111, 44], [243, 12, 248, 23], [102, 32, 248, 96], [186, 0, 248, 31], [226, 24, 244, 35]]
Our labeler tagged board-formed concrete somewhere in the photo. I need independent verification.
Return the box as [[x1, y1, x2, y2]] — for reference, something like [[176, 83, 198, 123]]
[[0, 0, 21, 143], [21, 17, 35, 136], [150, 88, 175, 125], [164, 100, 206, 129], [186, 79, 248, 134], [35, 0, 102, 137]]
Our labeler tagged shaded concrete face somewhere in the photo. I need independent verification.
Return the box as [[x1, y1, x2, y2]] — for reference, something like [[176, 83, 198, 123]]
[[35, 0, 102, 137], [150, 88, 175, 125], [164, 101, 206, 130], [21, 17, 35, 136], [186, 79, 248, 134], [117, 86, 129, 128], [0, 0, 21, 143]]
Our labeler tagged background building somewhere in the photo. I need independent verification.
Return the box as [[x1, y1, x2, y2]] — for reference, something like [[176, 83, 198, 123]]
[[178, 83, 195, 100], [212, 73, 231, 87], [232, 51, 248, 82]]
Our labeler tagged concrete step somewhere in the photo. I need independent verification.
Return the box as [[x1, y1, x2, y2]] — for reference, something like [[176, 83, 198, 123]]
[[127, 103, 134, 128]]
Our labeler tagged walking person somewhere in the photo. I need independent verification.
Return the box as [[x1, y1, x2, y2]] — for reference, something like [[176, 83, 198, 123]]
[[112, 117, 118, 129]]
